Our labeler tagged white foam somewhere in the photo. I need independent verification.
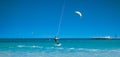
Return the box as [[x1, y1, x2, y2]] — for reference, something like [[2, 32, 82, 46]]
[[69, 48, 75, 50], [78, 48, 84, 50], [88, 49, 99, 52], [56, 47, 64, 50], [17, 45, 120, 53], [31, 46, 40, 48], [1, 48, 120, 57], [17, 45, 43, 48], [50, 47, 54, 49], [17, 45, 25, 48], [109, 49, 120, 52]]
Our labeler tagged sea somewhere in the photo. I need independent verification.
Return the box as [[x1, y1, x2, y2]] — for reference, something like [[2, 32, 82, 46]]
[[0, 38, 120, 57]]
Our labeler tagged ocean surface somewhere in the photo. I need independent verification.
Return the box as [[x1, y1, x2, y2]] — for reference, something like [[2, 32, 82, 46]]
[[0, 38, 120, 57]]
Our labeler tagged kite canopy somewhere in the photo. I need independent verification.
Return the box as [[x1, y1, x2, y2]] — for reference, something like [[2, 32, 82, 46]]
[[75, 11, 82, 17]]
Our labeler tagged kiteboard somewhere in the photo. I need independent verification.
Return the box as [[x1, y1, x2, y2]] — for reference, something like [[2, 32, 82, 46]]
[[55, 43, 61, 46]]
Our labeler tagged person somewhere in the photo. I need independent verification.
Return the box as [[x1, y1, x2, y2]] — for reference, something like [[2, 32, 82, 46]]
[[54, 36, 60, 44]]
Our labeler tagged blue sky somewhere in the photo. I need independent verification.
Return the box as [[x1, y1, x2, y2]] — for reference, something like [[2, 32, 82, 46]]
[[0, 0, 120, 38]]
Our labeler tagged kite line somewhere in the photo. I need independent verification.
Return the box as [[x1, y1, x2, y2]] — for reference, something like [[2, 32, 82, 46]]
[[56, 0, 66, 36]]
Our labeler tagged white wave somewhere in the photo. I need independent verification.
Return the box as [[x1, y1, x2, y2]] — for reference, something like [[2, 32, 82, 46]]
[[1, 47, 120, 57], [50, 47, 54, 49], [78, 48, 84, 50], [17, 45, 120, 53], [87, 49, 100, 52], [109, 49, 120, 52], [69, 48, 75, 50], [17, 45, 43, 48], [56, 47, 64, 50], [17, 45, 25, 48], [45, 47, 55, 49]]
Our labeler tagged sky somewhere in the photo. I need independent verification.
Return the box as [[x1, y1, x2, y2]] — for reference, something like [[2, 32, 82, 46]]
[[0, 0, 120, 38]]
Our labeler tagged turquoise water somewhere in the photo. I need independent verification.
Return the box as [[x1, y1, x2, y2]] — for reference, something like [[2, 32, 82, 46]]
[[0, 39, 120, 57]]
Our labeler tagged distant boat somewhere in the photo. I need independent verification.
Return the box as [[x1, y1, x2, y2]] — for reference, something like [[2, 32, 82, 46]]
[[93, 38, 110, 40], [93, 36, 111, 40]]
